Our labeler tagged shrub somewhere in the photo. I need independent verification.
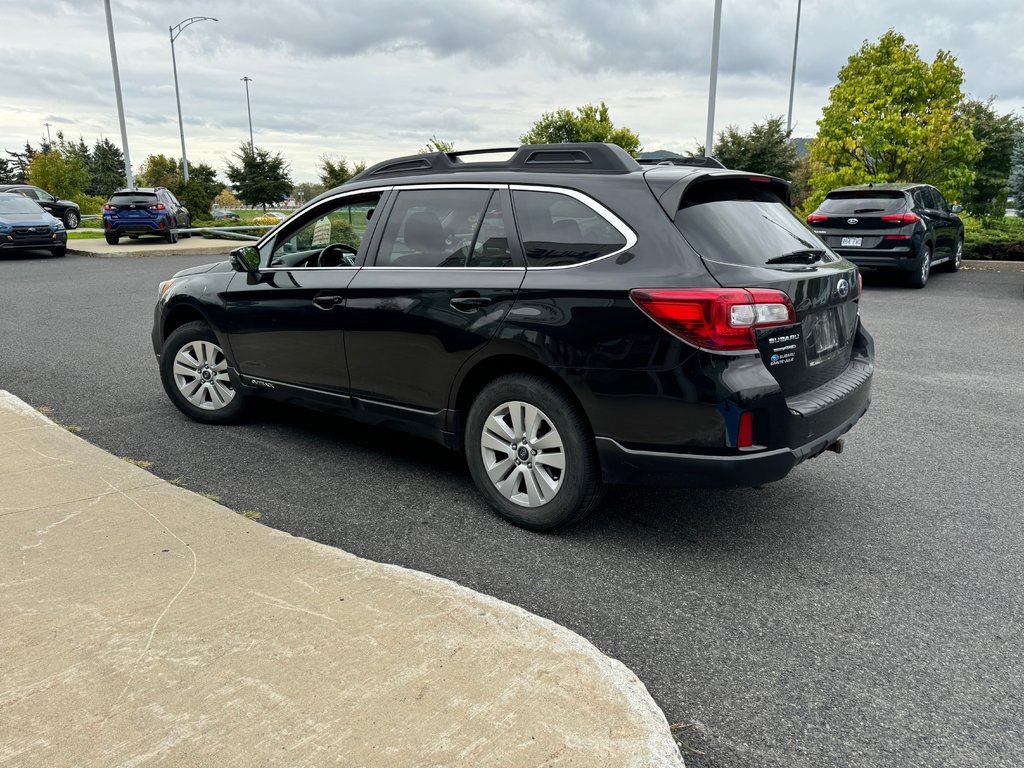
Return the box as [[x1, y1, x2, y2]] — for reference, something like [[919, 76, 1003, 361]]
[[70, 193, 105, 216], [962, 215, 1024, 260]]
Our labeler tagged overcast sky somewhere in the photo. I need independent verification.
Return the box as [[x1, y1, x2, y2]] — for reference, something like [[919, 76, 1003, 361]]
[[2, 0, 1022, 182]]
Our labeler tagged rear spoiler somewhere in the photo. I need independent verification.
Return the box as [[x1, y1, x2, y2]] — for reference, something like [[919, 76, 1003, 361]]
[[643, 168, 792, 214]]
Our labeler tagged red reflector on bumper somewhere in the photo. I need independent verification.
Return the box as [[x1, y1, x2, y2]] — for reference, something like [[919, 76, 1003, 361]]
[[738, 412, 754, 448]]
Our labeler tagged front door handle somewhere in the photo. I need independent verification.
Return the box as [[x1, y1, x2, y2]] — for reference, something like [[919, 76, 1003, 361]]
[[312, 292, 343, 310], [450, 294, 493, 311]]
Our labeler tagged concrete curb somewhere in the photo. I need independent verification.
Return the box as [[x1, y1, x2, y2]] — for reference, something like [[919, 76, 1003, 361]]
[[66, 242, 236, 259], [962, 259, 1024, 272], [4, 393, 688, 765]]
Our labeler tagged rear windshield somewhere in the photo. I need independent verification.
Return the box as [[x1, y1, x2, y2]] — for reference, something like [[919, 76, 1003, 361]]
[[674, 180, 836, 267], [0, 195, 44, 215], [819, 191, 907, 214], [109, 192, 158, 206]]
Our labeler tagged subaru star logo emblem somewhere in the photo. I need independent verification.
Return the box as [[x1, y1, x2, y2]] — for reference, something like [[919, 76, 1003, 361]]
[[847, 218, 859, 225], [837, 278, 850, 298]]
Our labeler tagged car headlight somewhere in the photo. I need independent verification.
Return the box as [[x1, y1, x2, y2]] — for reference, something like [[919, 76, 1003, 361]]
[[158, 279, 175, 299], [53, 219, 64, 230]]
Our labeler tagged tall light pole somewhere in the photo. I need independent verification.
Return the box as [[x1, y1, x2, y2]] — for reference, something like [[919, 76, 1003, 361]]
[[241, 76, 254, 152], [103, 0, 133, 188], [43, 122, 52, 146], [786, 0, 803, 134], [170, 16, 218, 184], [704, 0, 723, 158]]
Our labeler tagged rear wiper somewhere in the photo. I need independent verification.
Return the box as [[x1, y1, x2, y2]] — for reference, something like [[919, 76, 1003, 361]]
[[766, 249, 825, 265]]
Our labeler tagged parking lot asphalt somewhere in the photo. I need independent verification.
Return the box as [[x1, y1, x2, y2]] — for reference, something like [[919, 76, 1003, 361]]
[[2, 250, 1022, 768]]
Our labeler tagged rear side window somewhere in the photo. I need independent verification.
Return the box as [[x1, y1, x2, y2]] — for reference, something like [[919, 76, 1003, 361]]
[[674, 179, 839, 268], [511, 190, 626, 267], [819, 191, 907, 215], [109, 192, 158, 206]]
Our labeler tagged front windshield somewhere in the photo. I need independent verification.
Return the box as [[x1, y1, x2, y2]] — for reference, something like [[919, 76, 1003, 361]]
[[0, 195, 45, 215]]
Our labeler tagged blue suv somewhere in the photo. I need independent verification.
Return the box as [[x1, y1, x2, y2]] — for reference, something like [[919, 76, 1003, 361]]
[[103, 188, 191, 245], [0, 192, 67, 257]]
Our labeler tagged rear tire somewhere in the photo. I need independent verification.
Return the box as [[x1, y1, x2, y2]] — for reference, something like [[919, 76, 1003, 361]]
[[465, 373, 604, 531], [165, 227, 178, 244], [128, 234, 139, 240], [159, 321, 246, 424], [63, 210, 79, 229], [104, 233, 119, 245], [942, 238, 963, 272], [906, 243, 931, 289]]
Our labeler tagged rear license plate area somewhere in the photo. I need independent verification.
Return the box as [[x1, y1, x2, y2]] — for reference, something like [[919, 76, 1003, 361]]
[[804, 309, 843, 365], [841, 236, 863, 247]]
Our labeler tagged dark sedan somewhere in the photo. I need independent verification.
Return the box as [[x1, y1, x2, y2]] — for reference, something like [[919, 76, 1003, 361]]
[[0, 192, 68, 257]]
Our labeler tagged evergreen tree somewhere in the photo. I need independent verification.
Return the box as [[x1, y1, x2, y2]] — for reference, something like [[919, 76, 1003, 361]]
[[225, 143, 293, 210]]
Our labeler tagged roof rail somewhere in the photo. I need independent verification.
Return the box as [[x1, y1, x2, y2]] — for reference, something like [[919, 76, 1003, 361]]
[[636, 156, 727, 170], [351, 142, 642, 181]]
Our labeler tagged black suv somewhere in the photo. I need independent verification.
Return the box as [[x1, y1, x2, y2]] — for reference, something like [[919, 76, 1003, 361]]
[[152, 144, 874, 529], [103, 187, 191, 244], [0, 184, 82, 229], [807, 183, 964, 288]]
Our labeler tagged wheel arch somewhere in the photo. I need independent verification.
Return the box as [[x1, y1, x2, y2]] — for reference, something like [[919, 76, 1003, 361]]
[[448, 351, 593, 448], [162, 301, 212, 346]]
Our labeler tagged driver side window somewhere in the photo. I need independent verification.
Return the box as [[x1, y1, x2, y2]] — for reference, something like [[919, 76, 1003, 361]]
[[269, 192, 382, 268]]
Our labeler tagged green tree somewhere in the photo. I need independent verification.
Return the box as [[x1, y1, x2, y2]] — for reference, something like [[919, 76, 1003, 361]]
[[176, 162, 221, 220], [293, 181, 326, 204], [419, 136, 455, 154], [318, 155, 365, 188], [520, 102, 642, 156], [137, 154, 182, 189], [959, 99, 1022, 218], [0, 157, 15, 184], [808, 30, 980, 211], [214, 188, 241, 208], [1010, 135, 1024, 204], [703, 116, 799, 178], [89, 138, 126, 197], [26, 149, 90, 199], [225, 143, 293, 211], [5, 142, 37, 184]]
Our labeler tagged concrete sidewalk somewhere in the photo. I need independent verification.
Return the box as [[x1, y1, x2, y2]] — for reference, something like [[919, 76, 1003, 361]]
[[0, 391, 683, 767], [67, 236, 237, 259]]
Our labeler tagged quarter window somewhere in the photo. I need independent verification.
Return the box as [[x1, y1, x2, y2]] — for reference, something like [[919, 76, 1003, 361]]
[[375, 188, 512, 268], [270, 192, 382, 268], [511, 190, 626, 267]]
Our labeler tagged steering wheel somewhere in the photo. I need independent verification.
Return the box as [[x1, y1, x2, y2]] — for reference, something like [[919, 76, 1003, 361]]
[[316, 242, 358, 267]]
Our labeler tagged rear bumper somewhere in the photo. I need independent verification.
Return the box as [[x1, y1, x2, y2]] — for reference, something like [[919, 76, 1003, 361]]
[[596, 359, 873, 488], [104, 217, 169, 235], [835, 247, 915, 270]]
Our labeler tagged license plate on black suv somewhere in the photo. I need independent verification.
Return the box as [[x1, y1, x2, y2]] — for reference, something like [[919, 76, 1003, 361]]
[[841, 236, 862, 247]]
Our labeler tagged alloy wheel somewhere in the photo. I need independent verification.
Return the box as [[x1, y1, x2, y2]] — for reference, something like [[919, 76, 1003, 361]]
[[172, 340, 235, 410], [480, 400, 565, 508]]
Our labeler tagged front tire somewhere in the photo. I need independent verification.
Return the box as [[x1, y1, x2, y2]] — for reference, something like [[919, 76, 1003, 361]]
[[465, 373, 604, 530], [942, 238, 963, 272], [51, 246, 66, 257], [63, 210, 80, 229], [906, 243, 931, 289], [159, 321, 246, 424]]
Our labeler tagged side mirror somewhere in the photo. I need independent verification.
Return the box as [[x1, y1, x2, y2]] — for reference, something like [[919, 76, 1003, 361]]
[[231, 246, 262, 282], [950, 204, 963, 214]]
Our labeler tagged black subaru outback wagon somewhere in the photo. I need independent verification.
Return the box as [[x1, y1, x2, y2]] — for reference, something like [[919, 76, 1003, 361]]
[[152, 143, 873, 529]]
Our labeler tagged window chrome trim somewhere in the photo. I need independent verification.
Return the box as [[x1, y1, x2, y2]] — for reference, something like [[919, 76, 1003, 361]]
[[509, 184, 638, 270]]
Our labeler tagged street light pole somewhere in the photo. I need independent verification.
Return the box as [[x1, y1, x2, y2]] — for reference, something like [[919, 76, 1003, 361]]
[[103, 0, 133, 188], [241, 77, 254, 152], [786, 0, 803, 134], [170, 16, 217, 184], [704, 0, 723, 158], [43, 122, 52, 147]]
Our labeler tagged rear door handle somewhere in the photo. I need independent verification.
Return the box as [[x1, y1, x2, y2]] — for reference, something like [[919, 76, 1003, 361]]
[[450, 294, 493, 311], [312, 292, 343, 310]]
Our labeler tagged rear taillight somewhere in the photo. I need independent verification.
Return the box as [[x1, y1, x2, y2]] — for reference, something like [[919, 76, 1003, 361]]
[[103, 204, 114, 211], [806, 214, 828, 224], [880, 212, 921, 225], [149, 203, 166, 211], [630, 288, 796, 352]]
